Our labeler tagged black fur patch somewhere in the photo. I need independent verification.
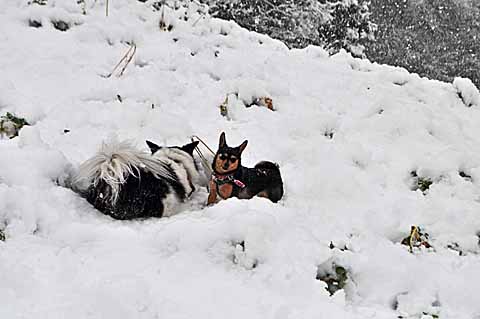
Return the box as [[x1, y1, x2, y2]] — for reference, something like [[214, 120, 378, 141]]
[[235, 162, 284, 203], [86, 167, 185, 220]]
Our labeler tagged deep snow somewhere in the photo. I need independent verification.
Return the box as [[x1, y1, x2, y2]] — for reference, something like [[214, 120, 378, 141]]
[[1, 1, 480, 318]]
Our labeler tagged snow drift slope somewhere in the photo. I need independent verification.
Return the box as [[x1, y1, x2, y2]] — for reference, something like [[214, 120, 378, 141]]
[[1, 1, 480, 318]]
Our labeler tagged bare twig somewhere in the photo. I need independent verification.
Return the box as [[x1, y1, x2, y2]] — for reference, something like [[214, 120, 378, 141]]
[[191, 135, 215, 155], [192, 14, 205, 27], [191, 135, 215, 176], [118, 44, 136, 76], [106, 44, 136, 78]]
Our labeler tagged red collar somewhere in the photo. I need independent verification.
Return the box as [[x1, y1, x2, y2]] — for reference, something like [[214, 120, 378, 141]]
[[212, 173, 246, 188]]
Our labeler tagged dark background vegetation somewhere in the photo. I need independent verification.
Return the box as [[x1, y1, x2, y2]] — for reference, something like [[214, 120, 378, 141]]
[[206, 0, 480, 87], [207, 0, 376, 56], [367, 0, 479, 86]]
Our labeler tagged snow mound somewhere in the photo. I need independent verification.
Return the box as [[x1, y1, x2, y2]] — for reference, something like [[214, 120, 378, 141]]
[[453, 77, 480, 107], [1, 1, 480, 319]]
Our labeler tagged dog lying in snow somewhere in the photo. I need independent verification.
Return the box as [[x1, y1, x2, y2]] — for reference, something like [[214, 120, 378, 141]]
[[207, 132, 284, 205], [73, 140, 205, 220]]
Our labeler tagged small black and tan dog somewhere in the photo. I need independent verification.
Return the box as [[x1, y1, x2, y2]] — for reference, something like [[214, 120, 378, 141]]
[[207, 132, 284, 205]]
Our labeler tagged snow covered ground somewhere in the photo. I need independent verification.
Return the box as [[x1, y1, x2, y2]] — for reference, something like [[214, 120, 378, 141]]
[[1, 1, 480, 318]]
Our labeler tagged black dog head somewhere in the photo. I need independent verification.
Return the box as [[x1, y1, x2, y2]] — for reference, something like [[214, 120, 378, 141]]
[[146, 140, 199, 157], [212, 132, 248, 175]]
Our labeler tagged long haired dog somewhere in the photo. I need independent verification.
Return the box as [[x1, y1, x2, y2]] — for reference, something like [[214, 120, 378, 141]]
[[73, 139, 202, 220], [207, 132, 284, 205]]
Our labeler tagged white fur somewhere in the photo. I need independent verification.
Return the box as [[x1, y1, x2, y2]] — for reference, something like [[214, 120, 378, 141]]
[[153, 147, 201, 196], [161, 192, 181, 217], [73, 141, 175, 204], [72, 141, 205, 217]]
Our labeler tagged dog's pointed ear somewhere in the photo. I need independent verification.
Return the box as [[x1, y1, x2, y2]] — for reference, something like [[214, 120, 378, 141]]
[[219, 132, 227, 148], [181, 141, 199, 155], [238, 140, 248, 154], [146, 140, 162, 154]]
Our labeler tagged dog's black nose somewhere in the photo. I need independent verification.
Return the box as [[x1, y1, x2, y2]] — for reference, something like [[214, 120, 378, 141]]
[[223, 164, 229, 169]]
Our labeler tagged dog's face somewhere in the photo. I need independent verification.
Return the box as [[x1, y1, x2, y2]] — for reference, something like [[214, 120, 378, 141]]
[[213, 132, 248, 175]]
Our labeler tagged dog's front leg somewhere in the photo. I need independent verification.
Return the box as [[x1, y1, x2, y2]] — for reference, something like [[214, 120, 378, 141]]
[[207, 180, 218, 205]]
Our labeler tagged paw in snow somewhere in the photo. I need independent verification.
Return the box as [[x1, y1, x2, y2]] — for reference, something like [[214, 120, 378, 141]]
[[0, 229, 5, 242]]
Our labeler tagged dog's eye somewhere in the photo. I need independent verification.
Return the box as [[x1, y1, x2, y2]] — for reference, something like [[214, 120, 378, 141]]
[[219, 154, 227, 160], [230, 157, 237, 163]]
